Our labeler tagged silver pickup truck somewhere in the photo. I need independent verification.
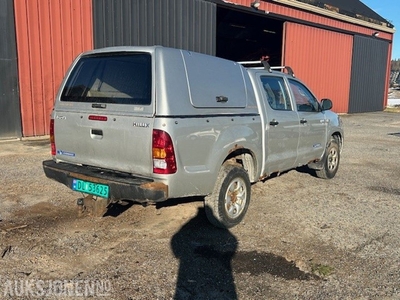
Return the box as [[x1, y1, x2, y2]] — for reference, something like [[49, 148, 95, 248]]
[[43, 46, 343, 228]]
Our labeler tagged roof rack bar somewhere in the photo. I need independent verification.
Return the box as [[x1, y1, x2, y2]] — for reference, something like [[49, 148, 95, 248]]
[[237, 60, 295, 77], [237, 60, 263, 66]]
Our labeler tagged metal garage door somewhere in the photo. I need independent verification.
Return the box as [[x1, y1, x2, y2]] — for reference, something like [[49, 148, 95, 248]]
[[0, 0, 21, 139], [348, 35, 389, 113]]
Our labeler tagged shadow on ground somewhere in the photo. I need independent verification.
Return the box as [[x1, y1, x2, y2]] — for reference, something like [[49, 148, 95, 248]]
[[171, 207, 238, 299], [170, 207, 318, 299]]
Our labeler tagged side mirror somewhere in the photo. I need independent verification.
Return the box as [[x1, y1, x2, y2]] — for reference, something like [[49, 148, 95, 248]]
[[321, 99, 332, 111]]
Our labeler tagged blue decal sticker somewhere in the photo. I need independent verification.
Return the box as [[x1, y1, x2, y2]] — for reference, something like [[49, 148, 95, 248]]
[[57, 150, 76, 157]]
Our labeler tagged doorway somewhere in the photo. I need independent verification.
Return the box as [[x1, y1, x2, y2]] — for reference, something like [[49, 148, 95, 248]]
[[216, 7, 284, 66]]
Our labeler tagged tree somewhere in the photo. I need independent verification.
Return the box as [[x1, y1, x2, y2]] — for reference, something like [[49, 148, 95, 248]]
[[392, 59, 400, 71]]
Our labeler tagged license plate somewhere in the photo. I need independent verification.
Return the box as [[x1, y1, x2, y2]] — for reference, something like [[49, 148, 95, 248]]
[[72, 179, 109, 198]]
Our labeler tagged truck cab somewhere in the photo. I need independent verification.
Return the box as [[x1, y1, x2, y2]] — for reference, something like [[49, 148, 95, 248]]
[[244, 63, 342, 179]]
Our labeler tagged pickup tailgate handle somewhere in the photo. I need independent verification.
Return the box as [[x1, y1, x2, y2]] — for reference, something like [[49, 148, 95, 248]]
[[90, 129, 103, 140], [216, 95, 228, 103], [91, 129, 103, 137], [300, 119, 308, 124], [91, 129, 103, 135], [269, 119, 279, 126]]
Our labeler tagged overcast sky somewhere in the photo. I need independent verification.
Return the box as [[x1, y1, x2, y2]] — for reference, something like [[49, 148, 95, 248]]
[[361, 0, 400, 59]]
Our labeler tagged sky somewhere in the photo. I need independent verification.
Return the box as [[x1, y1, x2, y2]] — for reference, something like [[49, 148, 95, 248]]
[[361, 0, 400, 60]]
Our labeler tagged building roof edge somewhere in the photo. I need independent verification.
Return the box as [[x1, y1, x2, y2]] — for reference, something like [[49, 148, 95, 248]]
[[271, 0, 395, 34]]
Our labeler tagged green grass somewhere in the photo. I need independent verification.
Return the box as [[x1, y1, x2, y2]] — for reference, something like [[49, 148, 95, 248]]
[[311, 263, 334, 277], [385, 106, 400, 113]]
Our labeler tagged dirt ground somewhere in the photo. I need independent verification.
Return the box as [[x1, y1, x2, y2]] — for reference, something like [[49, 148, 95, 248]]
[[1, 112, 400, 299]]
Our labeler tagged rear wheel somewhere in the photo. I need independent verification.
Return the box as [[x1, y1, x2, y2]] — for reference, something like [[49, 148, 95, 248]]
[[315, 137, 340, 179], [205, 164, 250, 228]]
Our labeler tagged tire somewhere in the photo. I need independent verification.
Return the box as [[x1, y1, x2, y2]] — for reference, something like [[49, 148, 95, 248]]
[[205, 164, 251, 228], [315, 137, 340, 179]]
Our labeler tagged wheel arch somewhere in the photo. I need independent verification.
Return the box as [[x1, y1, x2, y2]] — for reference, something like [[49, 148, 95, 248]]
[[331, 131, 343, 152], [223, 147, 258, 183]]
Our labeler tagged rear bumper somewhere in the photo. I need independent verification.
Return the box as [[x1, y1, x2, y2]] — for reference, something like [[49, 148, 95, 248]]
[[42, 160, 168, 202]]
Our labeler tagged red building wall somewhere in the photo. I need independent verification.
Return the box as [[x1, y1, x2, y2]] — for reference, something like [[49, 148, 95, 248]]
[[14, 0, 93, 136], [283, 23, 353, 113]]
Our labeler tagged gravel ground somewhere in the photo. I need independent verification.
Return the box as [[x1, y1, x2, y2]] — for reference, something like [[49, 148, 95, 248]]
[[0, 112, 400, 299]]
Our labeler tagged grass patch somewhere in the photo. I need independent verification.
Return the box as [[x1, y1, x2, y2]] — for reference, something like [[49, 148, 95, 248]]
[[385, 106, 400, 113], [311, 264, 334, 277]]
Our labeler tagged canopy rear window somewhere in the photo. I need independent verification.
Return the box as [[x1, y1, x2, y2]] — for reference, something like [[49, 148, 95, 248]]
[[61, 53, 151, 105]]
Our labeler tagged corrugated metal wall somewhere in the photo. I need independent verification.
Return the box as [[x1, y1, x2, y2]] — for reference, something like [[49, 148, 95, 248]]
[[93, 0, 216, 55], [0, 0, 21, 139], [283, 22, 353, 113], [348, 35, 389, 113], [13, 0, 93, 137]]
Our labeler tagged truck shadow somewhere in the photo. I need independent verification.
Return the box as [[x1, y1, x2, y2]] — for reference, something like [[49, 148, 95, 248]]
[[295, 165, 318, 177], [103, 200, 136, 217], [103, 197, 204, 217], [259, 166, 316, 183]]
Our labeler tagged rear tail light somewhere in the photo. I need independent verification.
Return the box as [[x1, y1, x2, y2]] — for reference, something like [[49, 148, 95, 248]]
[[50, 119, 56, 155], [152, 129, 177, 174]]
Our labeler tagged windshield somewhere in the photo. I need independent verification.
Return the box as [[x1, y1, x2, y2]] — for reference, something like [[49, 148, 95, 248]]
[[61, 53, 151, 105]]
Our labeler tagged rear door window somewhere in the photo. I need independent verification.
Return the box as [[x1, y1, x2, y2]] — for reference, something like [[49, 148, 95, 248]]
[[61, 53, 151, 105], [260, 76, 292, 111]]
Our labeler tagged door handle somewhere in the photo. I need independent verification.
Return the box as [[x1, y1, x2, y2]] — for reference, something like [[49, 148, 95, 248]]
[[269, 119, 279, 126], [300, 119, 307, 124]]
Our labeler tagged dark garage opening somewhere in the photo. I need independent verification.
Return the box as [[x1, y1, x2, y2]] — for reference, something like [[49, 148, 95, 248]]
[[216, 7, 284, 66]]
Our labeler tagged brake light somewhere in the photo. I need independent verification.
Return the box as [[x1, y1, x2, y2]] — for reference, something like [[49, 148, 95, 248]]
[[152, 129, 177, 174], [50, 119, 56, 155], [88, 115, 108, 121]]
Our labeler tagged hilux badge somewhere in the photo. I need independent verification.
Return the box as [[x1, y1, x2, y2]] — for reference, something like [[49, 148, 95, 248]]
[[133, 122, 150, 128]]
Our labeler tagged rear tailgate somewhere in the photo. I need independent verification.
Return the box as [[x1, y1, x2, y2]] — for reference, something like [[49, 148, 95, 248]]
[[53, 51, 154, 176]]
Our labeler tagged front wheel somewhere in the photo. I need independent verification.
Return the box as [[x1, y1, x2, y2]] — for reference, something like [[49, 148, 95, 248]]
[[315, 137, 340, 179], [205, 164, 251, 228]]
